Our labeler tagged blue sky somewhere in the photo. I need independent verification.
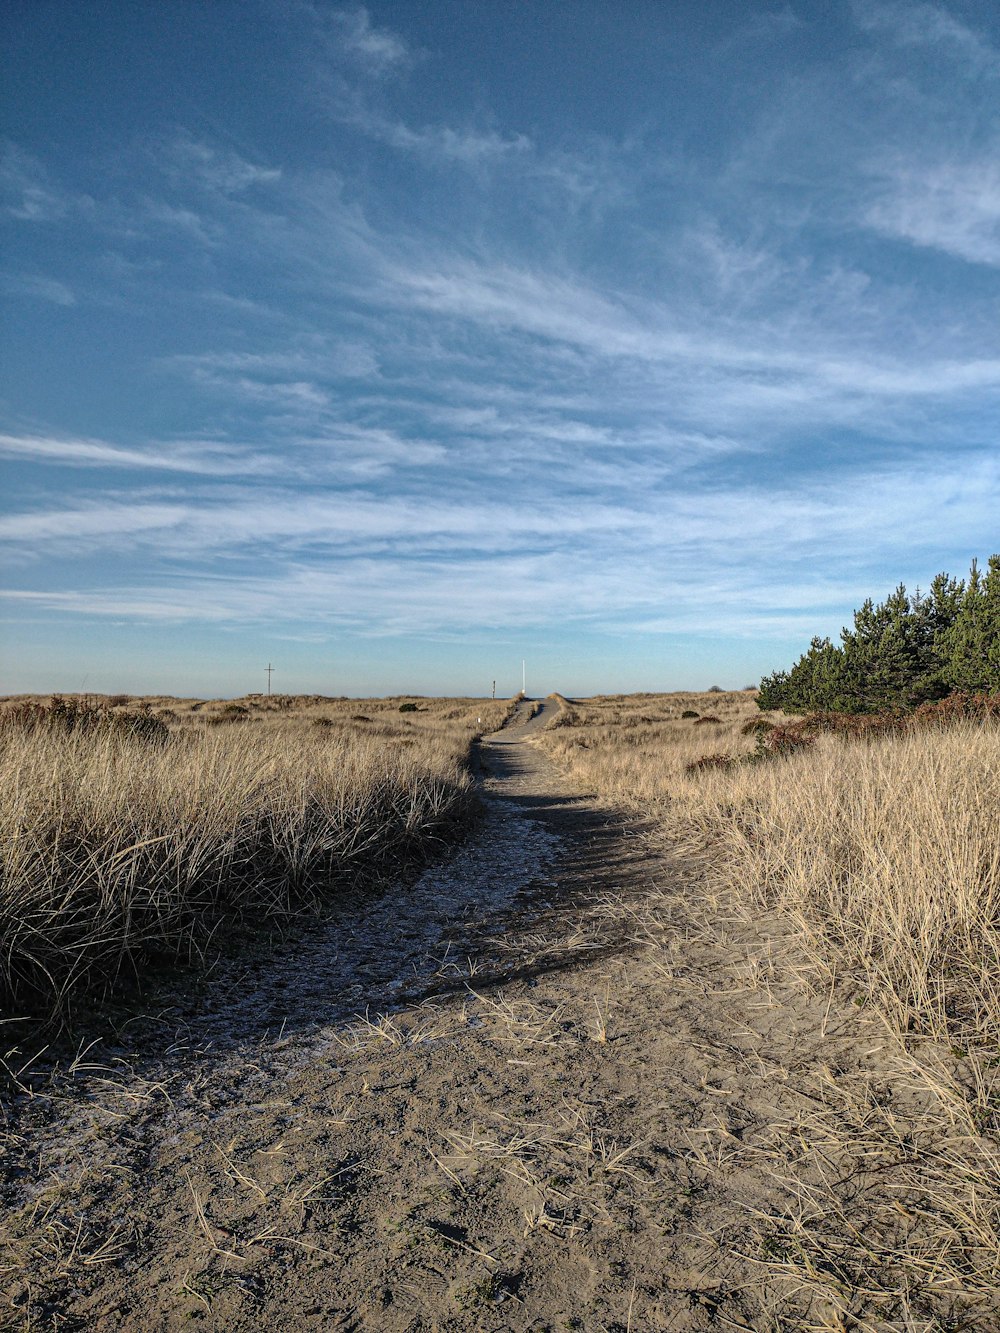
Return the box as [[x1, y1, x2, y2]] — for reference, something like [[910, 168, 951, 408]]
[[2, 1, 998, 698]]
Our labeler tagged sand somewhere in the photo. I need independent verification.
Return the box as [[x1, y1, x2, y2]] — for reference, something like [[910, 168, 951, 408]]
[[1, 701, 989, 1330]]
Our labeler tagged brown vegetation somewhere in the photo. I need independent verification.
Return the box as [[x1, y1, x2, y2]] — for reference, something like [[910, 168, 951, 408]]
[[1, 688, 998, 1327], [0, 693, 514, 1026], [537, 689, 1000, 1323], [538, 688, 1000, 1081]]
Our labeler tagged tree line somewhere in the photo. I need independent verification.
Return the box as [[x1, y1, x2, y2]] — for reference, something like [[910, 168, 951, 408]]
[[758, 555, 1000, 713]]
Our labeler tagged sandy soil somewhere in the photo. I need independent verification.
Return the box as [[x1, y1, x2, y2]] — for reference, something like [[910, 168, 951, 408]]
[[0, 701, 979, 1330]]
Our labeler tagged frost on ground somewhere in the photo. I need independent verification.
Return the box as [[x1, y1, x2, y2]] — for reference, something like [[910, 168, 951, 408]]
[[165, 796, 564, 1059], [0, 757, 564, 1204]]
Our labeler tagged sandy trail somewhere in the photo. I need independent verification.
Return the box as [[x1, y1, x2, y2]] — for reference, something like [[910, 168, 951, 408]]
[[1, 701, 909, 1330]]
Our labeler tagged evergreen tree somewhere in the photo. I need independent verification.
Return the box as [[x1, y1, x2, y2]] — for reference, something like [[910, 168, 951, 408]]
[[756, 668, 790, 711], [910, 571, 966, 701], [940, 556, 1000, 691], [757, 556, 999, 713]]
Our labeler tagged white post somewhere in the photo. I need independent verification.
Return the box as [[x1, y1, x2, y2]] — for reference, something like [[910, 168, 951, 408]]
[[522, 659, 526, 695]]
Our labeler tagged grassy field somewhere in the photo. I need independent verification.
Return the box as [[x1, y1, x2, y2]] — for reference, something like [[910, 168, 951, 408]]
[[2, 686, 998, 1326], [537, 689, 1000, 1323], [538, 688, 1000, 1067], [0, 692, 514, 1026]]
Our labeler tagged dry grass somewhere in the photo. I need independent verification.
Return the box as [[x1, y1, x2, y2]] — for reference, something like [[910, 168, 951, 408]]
[[538, 690, 1000, 1062], [711, 724, 1000, 1058], [0, 693, 514, 1026], [537, 689, 1000, 1324]]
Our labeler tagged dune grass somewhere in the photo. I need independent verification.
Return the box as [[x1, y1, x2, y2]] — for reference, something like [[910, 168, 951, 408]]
[[537, 689, 1000, 1325], [0, 693, 513, 1025], [539, 689, 1000, 1061]]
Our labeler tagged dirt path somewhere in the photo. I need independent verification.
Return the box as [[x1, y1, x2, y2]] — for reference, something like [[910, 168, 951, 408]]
[[1, 703, 918, 1330]]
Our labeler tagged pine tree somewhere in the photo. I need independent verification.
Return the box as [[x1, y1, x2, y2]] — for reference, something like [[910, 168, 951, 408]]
[[940, 556, 1000, 691], [912, 571, 966, 701], [756, 556, 999, 713]]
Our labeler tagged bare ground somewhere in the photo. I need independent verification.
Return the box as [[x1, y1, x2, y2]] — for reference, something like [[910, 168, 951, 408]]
[[1, 701, 993, 1330]]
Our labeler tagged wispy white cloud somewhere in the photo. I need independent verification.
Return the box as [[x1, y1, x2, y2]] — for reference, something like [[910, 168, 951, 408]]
[[296, 2, 531, 168], [329, 6, 411, 73], [0, 432, 271, 475], [0, 141, 91, 221], [0, 571, 796, 638], [226, 377, 331, 410], [141, 198, 216, 245], [865, 157, 1000, 266], [341, 102, 532, 164], [378, 253, 1000, 408], [0, 424, 445, 487], [169, 341, 379, 380], [5, 447, 997, 605], [165, 134, 282, 194], [0, 501, 190, 546], [2, 451, 994, 639], [0, 488, 645, 557], [298, 425, 446, 476], [1, 271, 76, 305], [854, 0, 1000, 76], [169, 356, 335, 415]]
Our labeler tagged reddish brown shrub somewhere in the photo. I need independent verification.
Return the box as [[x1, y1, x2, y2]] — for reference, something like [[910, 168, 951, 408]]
[[0, 696, 169, 745], [912, 692, 1000, 728], [685, 752, 738, 774], [762, 726, 816, 757]]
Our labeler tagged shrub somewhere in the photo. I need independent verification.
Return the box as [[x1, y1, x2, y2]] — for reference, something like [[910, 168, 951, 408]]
[[912, 690, 1000, 727], [693, 714, 721, 725], [207, 705, 249, 726], [0, 697, 169, 746], [681, 710, 699, 719], [761, 725, 816, 757], [685, 752, 738, 774], [779, 694, 1000, 745], [399, 702, 419, 713], [740, 716, 772, 736]]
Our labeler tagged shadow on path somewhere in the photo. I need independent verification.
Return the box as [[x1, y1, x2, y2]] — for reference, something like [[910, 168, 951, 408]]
[[7, 697, 662, 1099]]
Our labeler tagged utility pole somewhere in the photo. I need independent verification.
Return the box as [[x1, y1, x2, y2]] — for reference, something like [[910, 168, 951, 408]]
[[522, 659, 526, 696], [492, 680, 496, 699], [266, 663, 274, 696]]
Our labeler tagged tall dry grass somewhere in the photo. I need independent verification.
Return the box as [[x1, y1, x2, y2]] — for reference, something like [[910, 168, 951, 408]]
[[711, 724, 1000, 1054], [0, 694, 513, 1024], [538, 691, 1000, 1323], [539, 691, 1000, 1061]]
